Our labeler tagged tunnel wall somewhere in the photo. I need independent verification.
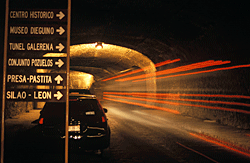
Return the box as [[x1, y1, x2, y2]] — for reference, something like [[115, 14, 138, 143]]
[[155, 67, 250, 129], [69, 6, 249, 130], [4, 102, 34, 119], [100, 64, 250, 129], [98, 41, 250, 129]]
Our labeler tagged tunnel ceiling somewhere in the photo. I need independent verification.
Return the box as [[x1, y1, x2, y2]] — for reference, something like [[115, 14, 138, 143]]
[[1, 0, 249, 85], [69, 1, 249, 64], [67, 0, 249, 82], [69, 43, 155, 82]]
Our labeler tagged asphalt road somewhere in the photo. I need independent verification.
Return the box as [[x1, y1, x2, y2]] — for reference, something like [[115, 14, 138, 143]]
[[4, 101, 250, 163]]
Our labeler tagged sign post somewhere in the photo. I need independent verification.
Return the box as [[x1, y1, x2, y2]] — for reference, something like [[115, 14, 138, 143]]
[[65, 0, 71, 162], [1, 0, 71, 162], [1, 0, 9, 162]]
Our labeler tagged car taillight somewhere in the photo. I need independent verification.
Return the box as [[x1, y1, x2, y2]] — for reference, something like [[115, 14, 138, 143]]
[[69, 99, 78, 101], [102, 116, 106, 123], [39, 118, 44, 124]]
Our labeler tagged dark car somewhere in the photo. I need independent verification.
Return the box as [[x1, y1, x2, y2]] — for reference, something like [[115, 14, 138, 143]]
[[38, 93, 110, 151]]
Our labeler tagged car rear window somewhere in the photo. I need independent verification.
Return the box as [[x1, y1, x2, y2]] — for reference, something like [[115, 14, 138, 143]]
[[41, 99, 103, 117], [70, 99, 101, 116]]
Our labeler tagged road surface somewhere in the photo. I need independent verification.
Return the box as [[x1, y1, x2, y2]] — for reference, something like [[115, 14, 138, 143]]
[[4, 101, 250, 162]]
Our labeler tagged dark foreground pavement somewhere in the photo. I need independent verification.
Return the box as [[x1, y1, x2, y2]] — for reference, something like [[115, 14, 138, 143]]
[[2, 103, 250, 162]]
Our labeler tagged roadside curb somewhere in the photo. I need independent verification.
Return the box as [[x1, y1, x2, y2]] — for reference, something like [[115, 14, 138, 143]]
[[136, 109, 250, 155], [188, 132, 250, 157], [181, 119, 250, 154]]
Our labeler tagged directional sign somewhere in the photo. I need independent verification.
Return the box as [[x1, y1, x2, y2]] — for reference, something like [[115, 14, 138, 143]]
[[55, 58, 65, 68], [54, 75, 64, 84], [56, 11, 65, 20], [8, 24, 67, 37], [54, 90, 64, 100], [2, 3, 70, 163], [56, 43, 65, 52], [8, 40, 66, 53], [5, 89, 66, 102], [9, 9, 67, 22], [6, 73, 66, 86], [5, 8, 68, 102], [56, 26, 66, 35], [7, 57, 66, 69]]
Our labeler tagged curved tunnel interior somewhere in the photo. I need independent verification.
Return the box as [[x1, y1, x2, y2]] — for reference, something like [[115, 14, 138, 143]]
[[2, 1, 250, 162], [41, 38, 250, 130], [44, 43, 156, 97]]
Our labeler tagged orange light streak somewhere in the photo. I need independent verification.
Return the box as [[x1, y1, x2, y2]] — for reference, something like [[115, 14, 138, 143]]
[[103, 92, 250, 100], [134, 63, 250, 82], [117, 60, 230, 82], [129, 94, 250, 108], [103, 97, 180, 114], [102, 59, 180, 81], [176, 142, 219, 163], [104, 94, 250, 114], [190, 133, 250, 157], [154, 58, 181, 67]]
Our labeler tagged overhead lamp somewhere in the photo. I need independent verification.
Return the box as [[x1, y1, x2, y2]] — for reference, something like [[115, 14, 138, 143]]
[[95, 42, 103, 49]]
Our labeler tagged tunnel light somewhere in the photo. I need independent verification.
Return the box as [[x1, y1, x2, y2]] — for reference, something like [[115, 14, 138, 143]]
[[95, 42, 103, 49]]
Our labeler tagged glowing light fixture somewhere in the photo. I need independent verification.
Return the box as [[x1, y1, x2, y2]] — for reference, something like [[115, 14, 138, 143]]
[[95, 42, 103, 49]]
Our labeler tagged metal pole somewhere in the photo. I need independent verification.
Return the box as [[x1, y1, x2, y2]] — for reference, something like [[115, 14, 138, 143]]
[[65, 0, 71, 163], [1, 0, 9, 162]]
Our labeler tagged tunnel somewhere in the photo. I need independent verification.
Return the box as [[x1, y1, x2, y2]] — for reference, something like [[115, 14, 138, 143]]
[[1, 0, 250, 130], [68, 1, 249, 129], [6, 39, 250, 129], [1, 1, 250, 162], [66, 40, 249, 129], [42, 13, 250, 130]]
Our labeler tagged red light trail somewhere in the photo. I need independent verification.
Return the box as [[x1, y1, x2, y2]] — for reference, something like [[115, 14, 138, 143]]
[[103, 97, 180, 114], [103, 92, 250, 100], [176, 142, 219, 163], [190, 132, 250, 157], [102, 59, 180, 81], [122, 93, 250, 107], [103, 93, 250, 114], [134, 63, 250, 82], [117, 60, 231, 82]]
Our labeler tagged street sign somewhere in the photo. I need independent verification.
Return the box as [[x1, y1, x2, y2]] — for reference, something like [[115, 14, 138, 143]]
[[9, 9, 67, 22], [7, 57, 66, 69], [6, 73, 66, 86], [2, 1, 71, 163], [5, 8, 68, 102], [6, 89, 66, 102], [8, 40, 67, 53], [9, 24, 67, 37]]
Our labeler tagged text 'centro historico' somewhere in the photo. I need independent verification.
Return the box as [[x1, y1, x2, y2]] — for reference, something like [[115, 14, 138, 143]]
[[10, 10, 59, 19], [5, 8, 68, 102]]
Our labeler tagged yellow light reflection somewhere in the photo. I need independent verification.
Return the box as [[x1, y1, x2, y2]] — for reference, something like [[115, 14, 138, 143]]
[[69, 71, 94, 89], [95, 42, 103, 49], [43, 53, 67, 57]]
